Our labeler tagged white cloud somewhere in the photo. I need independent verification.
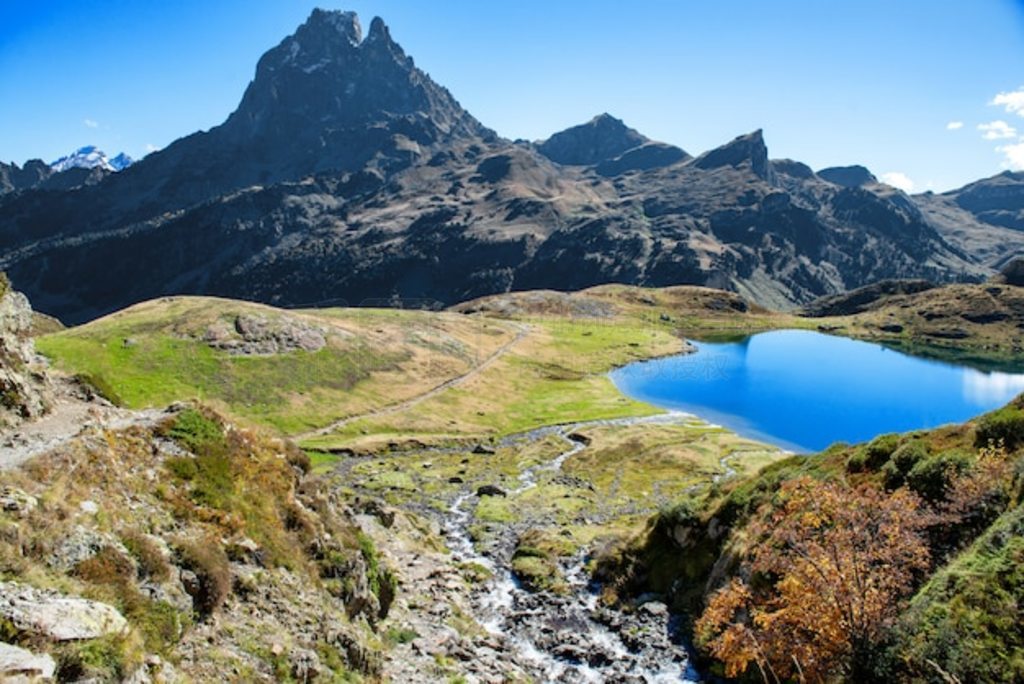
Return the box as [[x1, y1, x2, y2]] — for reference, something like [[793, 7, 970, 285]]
[[880, 171, 915, 193], [145, 143, 159, 153], [997, 139, 1024, 171], [978, 120, 1017, 140], [992, 87, 1024, 117], [83, 118, 98, 129], [946, 121, 963, 130]]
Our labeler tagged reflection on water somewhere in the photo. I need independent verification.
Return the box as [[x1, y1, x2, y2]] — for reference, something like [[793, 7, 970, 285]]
[[611, 330, 1024, 453], [962, 370, 1024, 404]]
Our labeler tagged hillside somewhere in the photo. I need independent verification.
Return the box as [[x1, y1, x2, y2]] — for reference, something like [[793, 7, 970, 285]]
[[599, 396, 1024, 682], [1, 10, 1019, 325]]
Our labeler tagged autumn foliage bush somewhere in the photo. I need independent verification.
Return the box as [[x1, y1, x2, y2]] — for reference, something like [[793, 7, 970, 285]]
[[695, 477, 934, 682]]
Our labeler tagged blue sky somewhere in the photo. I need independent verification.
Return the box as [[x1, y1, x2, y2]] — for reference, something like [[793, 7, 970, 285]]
[[1, 0, 1023, 191]]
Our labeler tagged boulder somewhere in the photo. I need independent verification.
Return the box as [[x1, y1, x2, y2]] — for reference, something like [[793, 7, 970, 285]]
[[476, 485, 506, 498], [0, 582, 127, 641], [0, 642, 56, 680]]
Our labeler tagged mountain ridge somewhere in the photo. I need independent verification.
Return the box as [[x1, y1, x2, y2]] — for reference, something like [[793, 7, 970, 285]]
[[0, 8, 1021, 324]]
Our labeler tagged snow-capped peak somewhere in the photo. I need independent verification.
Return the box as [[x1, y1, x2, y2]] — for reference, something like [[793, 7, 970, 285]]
[[50, 146, 133, 173]]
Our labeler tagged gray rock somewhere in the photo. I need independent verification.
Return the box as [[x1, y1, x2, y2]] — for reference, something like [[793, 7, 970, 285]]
[[289, 647, 321, 682], [0, 641, 56, 680], [0, 582, 127, 640], [0, 488, 37, 516]]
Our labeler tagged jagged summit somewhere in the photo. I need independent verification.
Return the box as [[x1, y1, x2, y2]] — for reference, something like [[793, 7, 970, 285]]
[[692, 129, 772, 181], [50, 146, 132, 173]]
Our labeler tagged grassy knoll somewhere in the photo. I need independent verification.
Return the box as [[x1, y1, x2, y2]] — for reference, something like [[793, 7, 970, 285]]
[[37, 296, 517, 434]]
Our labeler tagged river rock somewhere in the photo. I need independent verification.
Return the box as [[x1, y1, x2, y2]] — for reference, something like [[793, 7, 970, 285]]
[[472, 444, 496, 455], [0, 582, 127, 640], [476, 485, 506, 498], [0, 641, 56, 680]]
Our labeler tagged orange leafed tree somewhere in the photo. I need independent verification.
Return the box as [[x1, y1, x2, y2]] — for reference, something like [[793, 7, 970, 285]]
[[695, 477, 934, 683]]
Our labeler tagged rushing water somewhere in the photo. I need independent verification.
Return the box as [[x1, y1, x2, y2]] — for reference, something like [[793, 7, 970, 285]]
[[610, 329, 1024, 452], [443, 415, 702, 682]]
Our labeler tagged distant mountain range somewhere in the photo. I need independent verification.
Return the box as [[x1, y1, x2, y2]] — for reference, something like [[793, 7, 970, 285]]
[[50, 146, 134, 173], [1, 8, 1023, 324], [0, 146, 133, 197]]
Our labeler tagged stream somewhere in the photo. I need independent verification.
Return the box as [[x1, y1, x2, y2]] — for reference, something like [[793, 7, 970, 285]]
[[441, 413, 703, 683]]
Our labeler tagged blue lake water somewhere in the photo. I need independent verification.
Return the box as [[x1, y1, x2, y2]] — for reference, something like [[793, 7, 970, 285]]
[[609, 329, 1024, 453]]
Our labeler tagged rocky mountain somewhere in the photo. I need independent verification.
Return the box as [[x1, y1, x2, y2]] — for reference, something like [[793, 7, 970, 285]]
[[50, 145, 133, 173], [0, 8, 1020, 323]]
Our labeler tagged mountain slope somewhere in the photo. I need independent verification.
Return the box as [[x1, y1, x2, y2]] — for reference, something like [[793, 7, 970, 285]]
[[0, 9, 1005, 324]]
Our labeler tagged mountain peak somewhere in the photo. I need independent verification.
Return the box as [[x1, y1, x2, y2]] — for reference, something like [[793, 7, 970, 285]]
[[818, 165, 877, 188], [303, 8, 362, 46], [50, 146, 132, 173], [692, 129, 772, 180], [537, 114, 649, 166]]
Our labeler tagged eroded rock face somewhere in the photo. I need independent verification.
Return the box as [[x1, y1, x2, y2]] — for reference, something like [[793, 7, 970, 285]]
[[0, 582, 128, 641], [0, 280, 50, 428]]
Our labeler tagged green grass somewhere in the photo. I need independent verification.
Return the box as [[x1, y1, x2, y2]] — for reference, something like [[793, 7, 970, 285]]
[[37, 315, 404, 434]]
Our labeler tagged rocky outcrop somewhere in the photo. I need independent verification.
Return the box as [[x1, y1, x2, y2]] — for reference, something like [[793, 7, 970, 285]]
[[998, 257, 1024, 286], [818, 164, 878, 188], [0, 582, 127, 640], [0, 642, 56, 681], [0, 276, 50, 428], [203, 314, 327, 355], [802, 279, 937, 317]]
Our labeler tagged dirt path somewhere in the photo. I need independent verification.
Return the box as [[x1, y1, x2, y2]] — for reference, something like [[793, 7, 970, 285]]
[[0, 382, 167, 471], [294, 323, 529, 442]]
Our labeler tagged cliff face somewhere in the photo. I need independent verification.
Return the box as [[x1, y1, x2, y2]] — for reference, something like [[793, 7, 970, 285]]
[[0, 274, 50, 428]]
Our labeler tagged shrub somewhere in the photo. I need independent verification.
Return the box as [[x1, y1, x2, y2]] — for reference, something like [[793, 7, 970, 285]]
[[0, 272, 9, 299], [165, 456, 198, 481], [285, 443, 312, 474], [975, 406, 1024, 451], [906, 449, 974, 502], [120, 530, 171, 582], [883, 440, 930, 489], [863, 433, 902, 471], [166, 408, 224, 452], [73, 546, 136, 587], [175, 538, 231, 619]]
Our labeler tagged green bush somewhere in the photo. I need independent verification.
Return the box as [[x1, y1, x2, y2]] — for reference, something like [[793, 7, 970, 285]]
[[166, 408, 224, 452], [883, 440, 930, 489], [846, 450, 868, 473], [862, 433, 902, 471], [906, 449, 974, 502], [975, 406, 1024, 451], [0, 272, 9, 299]]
